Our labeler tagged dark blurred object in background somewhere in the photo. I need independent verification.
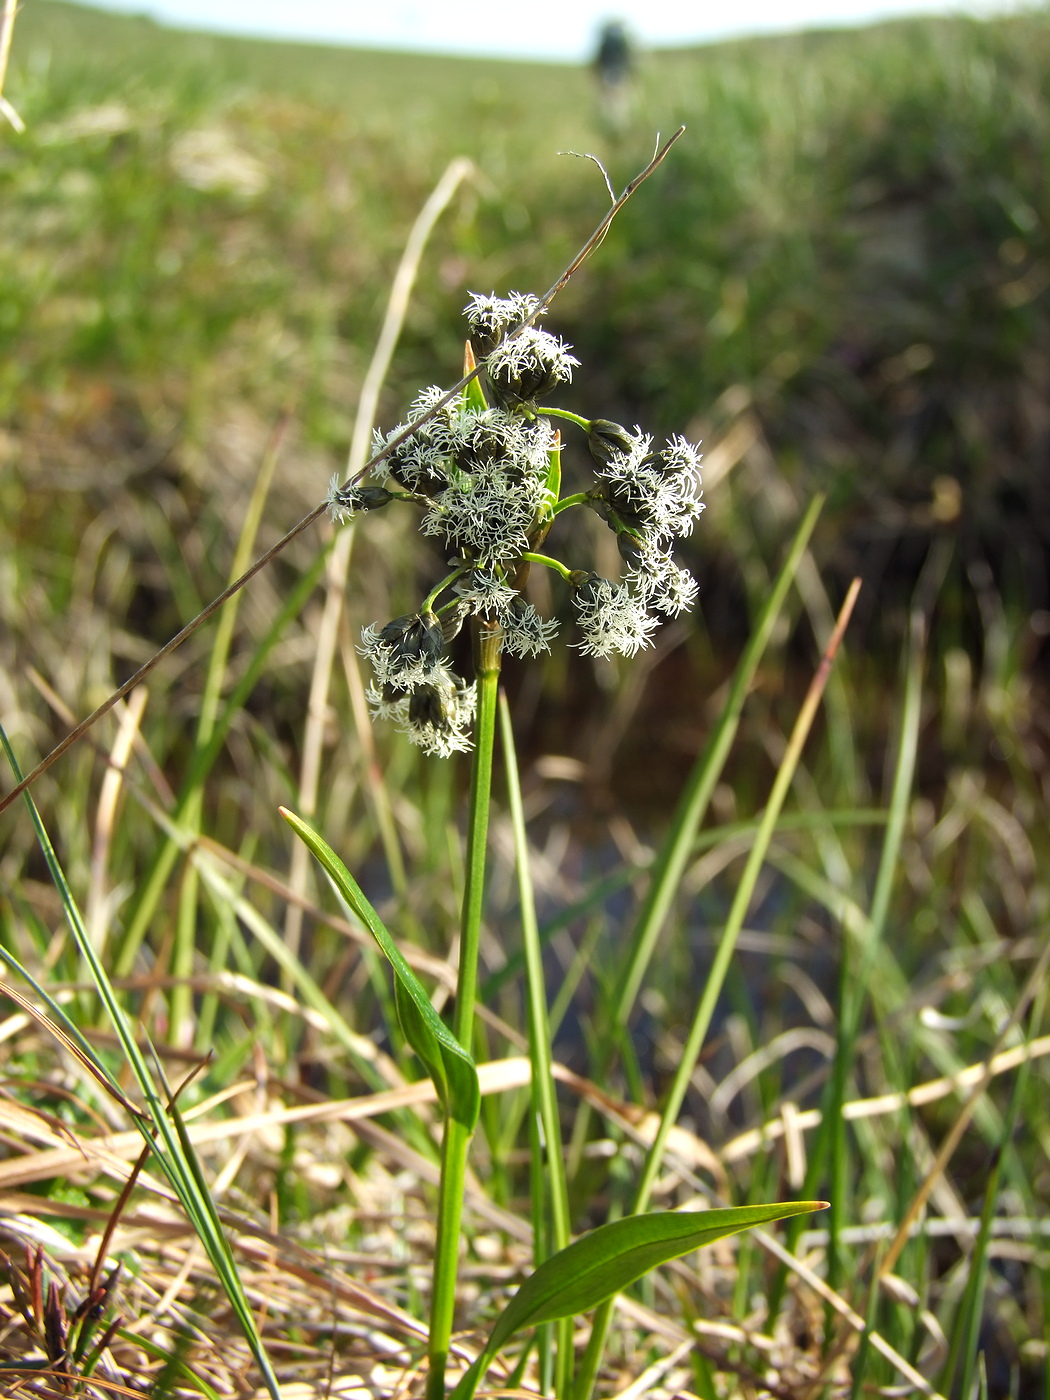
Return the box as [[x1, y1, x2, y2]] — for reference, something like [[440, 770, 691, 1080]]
[[593, 19, 635, 130]]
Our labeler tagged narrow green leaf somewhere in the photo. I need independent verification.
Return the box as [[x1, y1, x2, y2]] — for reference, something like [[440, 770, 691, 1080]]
[[116, 1329, 223, 1400], [452, 1202, 825, 1400], [0, 725, 282, 1400], [499, 692, 572, 1396], [280, 806, 480, 1129], [393, 975, 451, 1106]]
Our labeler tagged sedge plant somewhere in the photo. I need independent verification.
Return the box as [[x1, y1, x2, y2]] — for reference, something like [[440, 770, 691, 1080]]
[[281, 279, 825, 1398]]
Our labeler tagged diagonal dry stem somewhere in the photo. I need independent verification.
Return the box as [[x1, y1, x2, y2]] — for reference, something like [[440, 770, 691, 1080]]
[[0, 128, 685, 818]]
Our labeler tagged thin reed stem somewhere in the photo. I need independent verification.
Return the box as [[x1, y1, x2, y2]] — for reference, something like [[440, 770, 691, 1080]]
[[574, 577, 862, 1400], [0, 0, 23, 131], [565, 497, 824, 1185], [499, 693, 573, 1396]]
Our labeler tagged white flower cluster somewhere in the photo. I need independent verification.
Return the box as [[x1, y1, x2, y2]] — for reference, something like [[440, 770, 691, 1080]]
[[373, 394, 554, 566], [368, 671, 477, 758], [465, 291, 579, 409], [484, 328, 579, 409], [593, 429, 704, 543], [344, 290, 705, 753], [568, 422, 703, 656], [616, 535, 700, 618], [418, 424, 551, 564], [359, 613, 476, 756], [572, 575, 659, 658], [455, 569, 560, 659], [462, 291, 541, 353]]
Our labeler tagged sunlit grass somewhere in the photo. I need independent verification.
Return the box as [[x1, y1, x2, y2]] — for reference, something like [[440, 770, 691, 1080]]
[[0, 3, 1048, 1396]]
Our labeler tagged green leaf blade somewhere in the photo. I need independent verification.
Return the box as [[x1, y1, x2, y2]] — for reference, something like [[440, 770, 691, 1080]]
[[393, 976, 450, 1106], [487, 1202, 825, 1363], [280, 806, 480, 1129]]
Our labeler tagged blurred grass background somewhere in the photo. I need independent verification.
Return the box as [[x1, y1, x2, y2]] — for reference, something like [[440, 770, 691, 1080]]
[[1, 3, 1049, 1395]]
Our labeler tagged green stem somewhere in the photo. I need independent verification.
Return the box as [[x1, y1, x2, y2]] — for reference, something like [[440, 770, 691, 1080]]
[[499, 693, 572, 1396], [520, 551, 574, 581], [424, 566, 468, 615], [538, 407, 592, 431], [453, 621, 501, 1046], [428, 620, 502, 1400], [429, 1115, 474, 1400], [550, 492, 593, 517]]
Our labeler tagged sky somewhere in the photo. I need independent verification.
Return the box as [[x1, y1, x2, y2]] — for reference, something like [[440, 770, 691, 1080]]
[[84, 0, 1029, 61]]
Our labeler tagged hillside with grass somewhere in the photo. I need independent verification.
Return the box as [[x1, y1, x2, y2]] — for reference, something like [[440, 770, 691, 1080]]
[[1, 4, 1049, 1398]]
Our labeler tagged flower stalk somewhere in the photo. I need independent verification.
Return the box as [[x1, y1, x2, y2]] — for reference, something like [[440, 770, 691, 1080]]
[[428, 620, 501, 1400], [453, 620, 502, 1048], [328, 286, 705, 1396]]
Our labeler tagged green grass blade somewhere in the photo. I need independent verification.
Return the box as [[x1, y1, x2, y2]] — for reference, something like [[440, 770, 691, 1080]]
[[778, 606, 927, 1320], [0, 943, 130, 1108], [125, 784, 390, 1096], [574, 577, 860, 1400], [481, 810, 885, 1005], [1, 726, 163, 1099], [610, 492, 824, 1039], [847, 1251, 883, 1400], [634, 578, 861, 1214], [192, 839, 397, 1098], [565, 494, 824, 1204], [169, 427, 283, 1042], [0, 724, 282, 1400], [860, 610, 927, 1001], [116, 1328, 223, 1399], [945, 1010, 1030, 1400], [499, 692, 573, 1396], [480, 869, 633, 1001]]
